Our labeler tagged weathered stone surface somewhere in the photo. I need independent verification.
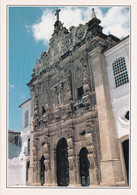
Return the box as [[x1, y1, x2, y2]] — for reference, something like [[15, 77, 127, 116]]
[[27, 9, 126, 187]]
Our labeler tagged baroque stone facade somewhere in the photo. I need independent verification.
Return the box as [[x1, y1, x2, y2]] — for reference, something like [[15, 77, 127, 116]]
[[27, 9, 128, 186]]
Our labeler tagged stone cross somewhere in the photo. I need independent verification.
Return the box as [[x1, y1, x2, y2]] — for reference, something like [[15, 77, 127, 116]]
[[55, 9, 61, 21], [92, 8, 96, 18]]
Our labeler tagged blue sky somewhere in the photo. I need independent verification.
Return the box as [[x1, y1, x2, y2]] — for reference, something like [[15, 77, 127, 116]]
[[9, 6, 130, 131]]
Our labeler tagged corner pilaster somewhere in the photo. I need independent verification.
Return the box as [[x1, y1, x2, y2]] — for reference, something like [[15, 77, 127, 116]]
[[88, 46, 125, 186]]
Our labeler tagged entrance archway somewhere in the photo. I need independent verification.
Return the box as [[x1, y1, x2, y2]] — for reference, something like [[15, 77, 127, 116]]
[[122, 139, 129, 184], [56, 138, 69, 186], [79, 147, 90, 186], [40, 155, 45, 186]]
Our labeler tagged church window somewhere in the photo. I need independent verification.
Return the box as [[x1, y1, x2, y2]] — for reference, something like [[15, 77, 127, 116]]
[[24, 110, 29, 128], [77, 86, 84, 98], [112, 57, 129, 88]]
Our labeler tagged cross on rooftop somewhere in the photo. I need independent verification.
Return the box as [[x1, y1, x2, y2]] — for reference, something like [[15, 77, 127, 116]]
[[55, 9, 61, 21], [92, 8, 96, 18]]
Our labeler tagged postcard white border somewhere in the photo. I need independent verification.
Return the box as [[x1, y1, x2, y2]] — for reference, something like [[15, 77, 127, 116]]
[[1, 0, 137, 195]]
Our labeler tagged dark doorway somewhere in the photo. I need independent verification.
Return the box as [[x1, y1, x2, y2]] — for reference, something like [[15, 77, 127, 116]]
[[77, 86, 84, 98], [40, 155, 45, 186], [56, 138, 69, 186], [79, 147, 90, 186], [26, 161, 30, 182], [122, 139, 129, 184]]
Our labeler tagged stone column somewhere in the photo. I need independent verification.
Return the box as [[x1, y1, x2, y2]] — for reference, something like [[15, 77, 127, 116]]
[[67, 138, 75, 186], [75, 154, 81, 186], [88, 46, 125, 186], [50, 149, 57, 186], [86, 132, 99, 185]]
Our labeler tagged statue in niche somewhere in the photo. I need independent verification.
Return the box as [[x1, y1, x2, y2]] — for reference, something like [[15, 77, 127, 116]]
[[34, 59, 43, 76], [83, 83, 90, 94], [33, 101, 39, 128], [57, 91, 61, 104], [53, 87, 60, 108], [52, 88, 56, 108], [75, 66, 83, 81], [66, 84, 71, 101]]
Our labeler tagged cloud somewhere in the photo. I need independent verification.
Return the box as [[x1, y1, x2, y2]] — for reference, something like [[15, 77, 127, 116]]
[[10, 84, 15, 88], [9, 84, 15, 92], [32, 9, 55, 45], [31, 7, 130, 45], [101, 7, 130, 38], [25, 24, 32, 33]]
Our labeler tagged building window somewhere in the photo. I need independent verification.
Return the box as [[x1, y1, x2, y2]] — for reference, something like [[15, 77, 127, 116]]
[[77, 86, 84, 98], [14, 136, 19, 146], [28, 138, 30, 155], [24, 110, 29, 128], [125, 111, 129, 120], [26, 161, 30, 182], [112, 57, 129, 88]]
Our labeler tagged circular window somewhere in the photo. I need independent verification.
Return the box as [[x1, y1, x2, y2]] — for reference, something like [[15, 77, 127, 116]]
[[118, 107, 129, 128]]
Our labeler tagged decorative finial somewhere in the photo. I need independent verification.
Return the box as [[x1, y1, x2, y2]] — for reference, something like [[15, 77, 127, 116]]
[[92, 8, 96, 19], [55, 9, 61, 21]]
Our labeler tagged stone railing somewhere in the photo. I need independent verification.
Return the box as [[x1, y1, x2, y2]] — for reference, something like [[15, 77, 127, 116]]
[[73, 97, 83, 107]]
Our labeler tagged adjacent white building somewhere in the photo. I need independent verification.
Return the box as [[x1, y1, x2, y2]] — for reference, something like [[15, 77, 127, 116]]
[[104, 36, 130, 183], [19, 98, 31, 185], [7, 98, 31, 186]]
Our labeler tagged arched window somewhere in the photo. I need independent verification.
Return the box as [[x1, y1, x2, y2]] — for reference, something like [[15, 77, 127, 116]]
[[112, 57, 129, 88], [24, 110, 29, 128]]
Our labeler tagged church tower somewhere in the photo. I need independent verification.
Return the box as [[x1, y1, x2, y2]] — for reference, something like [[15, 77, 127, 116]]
[[27, 8, 127, 186]]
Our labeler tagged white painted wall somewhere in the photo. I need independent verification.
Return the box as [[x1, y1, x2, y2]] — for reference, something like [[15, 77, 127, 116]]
[[104, 37, 130, 140], [8, 158, 26, 186], [7, 99, 31, 186], [20, 99, 31, 160]]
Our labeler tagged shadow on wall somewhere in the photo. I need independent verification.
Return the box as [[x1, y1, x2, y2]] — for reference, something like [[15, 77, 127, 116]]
[[8, 142, 21, 159]]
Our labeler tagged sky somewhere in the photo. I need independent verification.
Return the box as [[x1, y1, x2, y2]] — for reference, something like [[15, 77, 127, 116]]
[[9, 6, 130, 131]]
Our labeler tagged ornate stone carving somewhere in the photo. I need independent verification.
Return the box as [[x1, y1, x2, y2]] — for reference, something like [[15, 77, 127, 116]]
[[75, 65, 83, 82], [83, 83, 90, 93], [32, 101, 39, 129], [43, 144, 49, 153], [44, 160, 50, 171], [74, 24, 88, 43], [34, 60, 43, 76], [68, 156, 74, 170]]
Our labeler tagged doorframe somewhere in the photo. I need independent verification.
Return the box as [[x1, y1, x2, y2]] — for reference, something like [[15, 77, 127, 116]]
[[119, 134, 129, 185], [56, 137, 69, 186]]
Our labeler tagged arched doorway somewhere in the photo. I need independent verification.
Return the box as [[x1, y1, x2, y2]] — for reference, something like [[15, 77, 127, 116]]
[[40, 155, 45, 186], [122, 139, 129, 184], [79, 147, 90, 186], [56, 138, 69, 186]]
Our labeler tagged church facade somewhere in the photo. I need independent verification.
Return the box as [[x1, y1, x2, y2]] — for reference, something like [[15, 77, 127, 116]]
[[27, 9, 129, 187]]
